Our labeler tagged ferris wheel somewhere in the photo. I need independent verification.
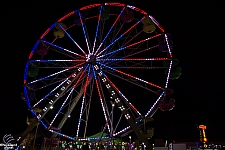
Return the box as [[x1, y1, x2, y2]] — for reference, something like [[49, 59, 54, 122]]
[[20, 2, 181, 148]]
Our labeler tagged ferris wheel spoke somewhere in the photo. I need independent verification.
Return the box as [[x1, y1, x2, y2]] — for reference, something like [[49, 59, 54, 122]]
[[76, 94, 86, 138], [32, 78, 69, 108], [94, 7, 125, 55], [111, 67, 168, 69], [125, 45, 158, 58], [104, 31, 142, 61], [76, 66, 91, 138], [92, 5, 103, 54], [30, 59, 85, 62], [104, 45, 159, 66], [48, 46, 80, 60], [96, 17, 144, 57], [101, 70, 142, 116], [27, 62, 84, 85], [97, 34, 161, 59], [46, 67, 88, 129], [32, 66, 85, 108], [102, 22, 125, 56], [93, 64, 150, 144], [98, 58, 168, 61], [77, 10, 91, 54], [54, 86, 85, 135], [54, 75, 87, 109], [42, 40, 85, 58], [103, 69, 157, 93], [93, 67, 111, 133], [37, 66, 79, 69], [34, 78, 67, 91], [98, 62, 164, 90], [57, 23, 87, 56], [49, 88, 74, 127], [98, 74, 113, 133], [80, 77, 95, 138]]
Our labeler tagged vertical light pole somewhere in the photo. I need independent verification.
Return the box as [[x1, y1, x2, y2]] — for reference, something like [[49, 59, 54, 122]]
[[110, 101, 115, 138], [129, 136, 132, 144]]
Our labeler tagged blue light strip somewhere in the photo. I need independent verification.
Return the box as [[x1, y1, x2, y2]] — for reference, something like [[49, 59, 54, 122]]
[[94, 7, 125, 55], [42, 40, 84, 57], [58, 23, 86, 55], [30, 59, 84, 62], [78, 11, 90, 54], [96, 18, 143, 57], [92, 5, 102, 54], [27, 65, 80, 85], [24, 86, 31, 108], [96, 62, 116, 71], [49, 130, 75, 140], [98, 46, 126, 58]]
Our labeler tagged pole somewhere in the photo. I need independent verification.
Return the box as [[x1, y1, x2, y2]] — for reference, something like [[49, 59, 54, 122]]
[[33, 124, 39, 149]]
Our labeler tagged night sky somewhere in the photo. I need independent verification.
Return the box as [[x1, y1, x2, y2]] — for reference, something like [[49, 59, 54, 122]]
[[0, 0, 224, 143]]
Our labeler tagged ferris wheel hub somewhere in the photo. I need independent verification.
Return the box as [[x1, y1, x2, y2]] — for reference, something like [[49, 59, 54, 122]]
[[86, 53, 96, 64]]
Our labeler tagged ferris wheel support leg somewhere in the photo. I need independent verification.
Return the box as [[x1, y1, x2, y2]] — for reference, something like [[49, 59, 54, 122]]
[[93, 65, 152, 150], [16, 118, 39, 146], [50, 78, 92, 139]]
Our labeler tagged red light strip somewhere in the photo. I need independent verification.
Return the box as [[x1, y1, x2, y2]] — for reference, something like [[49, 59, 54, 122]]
[[123, 58, 168, 61], [28, 52, 33, 59], [95, 79, 102, 99], [123, 31, 142, 46], [58, 11, 75, 22], [94, 75, 110, 131], [99, 58, 168, 61], [72, 70, 85, 88], [123, 16, 145, 35], [115, 69, 162, 89], [105, 3, 125, 7], [97, 34, 161, 59], [113, 7, 125, 26], [40, 28, 51, 39], [106, 76, 141, 114], [127, 34, 161, 48], [125, 45, 158, 58], [83, 76, 89, 95], [67, 63, 85, 79], [79, 4, 101, 10], [149, 15, 165, 32], [127, 5, 147, 15]]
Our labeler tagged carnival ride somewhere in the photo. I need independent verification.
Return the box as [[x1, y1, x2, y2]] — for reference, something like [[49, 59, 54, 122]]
[[19, 2, 181, 149], [198, 125, 207, 148]]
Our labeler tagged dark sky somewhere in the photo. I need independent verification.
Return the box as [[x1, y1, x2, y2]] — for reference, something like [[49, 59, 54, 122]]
[[0, 0, 224, 143]]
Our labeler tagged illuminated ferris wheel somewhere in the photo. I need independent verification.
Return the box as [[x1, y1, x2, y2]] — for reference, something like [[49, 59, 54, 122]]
[[20, 2, 181, 148]]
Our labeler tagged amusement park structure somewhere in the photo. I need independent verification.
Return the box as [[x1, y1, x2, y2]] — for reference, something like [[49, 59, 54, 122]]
[[18, 2, 181, 150], [198, 124, 207, 148]]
